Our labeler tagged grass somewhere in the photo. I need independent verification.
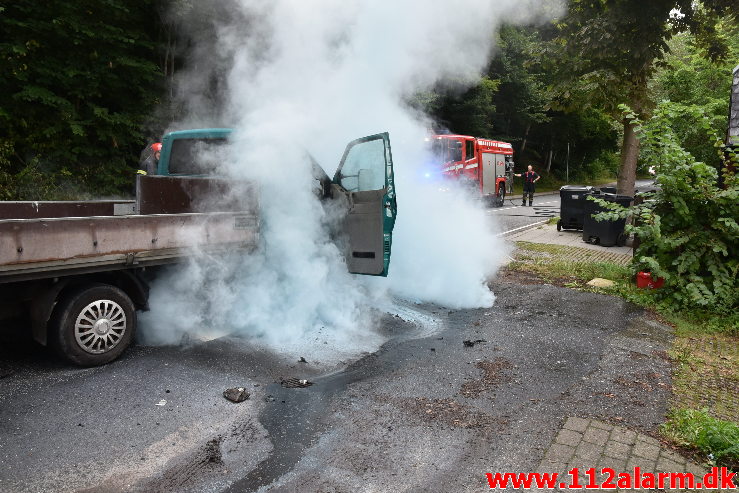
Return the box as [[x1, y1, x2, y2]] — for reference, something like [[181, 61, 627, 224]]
[[505, 241, 632, 286], [662, 409, 739, 468], [507, 241, 738, 335], [505, 240, 739, 467]]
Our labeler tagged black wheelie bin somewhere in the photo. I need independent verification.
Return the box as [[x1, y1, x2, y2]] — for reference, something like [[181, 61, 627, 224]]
[[557, 185, 598, 231], [582, 193, 633, 247]]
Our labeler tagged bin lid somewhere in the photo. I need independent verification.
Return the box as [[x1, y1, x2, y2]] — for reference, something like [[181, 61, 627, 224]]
[[600, 193, 633, 203], [560, 185, 595, 192]]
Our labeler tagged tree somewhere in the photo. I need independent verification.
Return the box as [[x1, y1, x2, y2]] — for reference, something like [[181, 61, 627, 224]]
[[428, 77, 500, 138], [0, 1, 163, 198], [486, 25, 619, 180], [548, 0, 736, 197], [651, 27, 739, 167], [487, 25, 550, 147]]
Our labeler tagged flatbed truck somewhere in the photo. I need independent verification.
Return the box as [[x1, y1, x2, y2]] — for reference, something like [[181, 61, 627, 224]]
[[0, 130, 397, 366]]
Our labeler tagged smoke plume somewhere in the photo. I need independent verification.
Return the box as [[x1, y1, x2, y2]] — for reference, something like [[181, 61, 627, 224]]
[[139, 0, 562, 360]]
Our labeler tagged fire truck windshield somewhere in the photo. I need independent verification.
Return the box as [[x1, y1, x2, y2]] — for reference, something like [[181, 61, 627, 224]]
[[429, 138, 462, 164]]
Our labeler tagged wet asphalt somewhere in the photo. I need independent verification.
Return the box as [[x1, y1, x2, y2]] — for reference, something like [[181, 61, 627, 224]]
[[0, 279, 673, 493]]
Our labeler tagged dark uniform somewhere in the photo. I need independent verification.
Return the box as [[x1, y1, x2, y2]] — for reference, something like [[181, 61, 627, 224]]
[[522, 170, 539, 206], [139, 152, 158, 175]]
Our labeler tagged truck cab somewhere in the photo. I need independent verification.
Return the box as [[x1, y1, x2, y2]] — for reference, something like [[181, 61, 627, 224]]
[[147, 128, 398, 276]]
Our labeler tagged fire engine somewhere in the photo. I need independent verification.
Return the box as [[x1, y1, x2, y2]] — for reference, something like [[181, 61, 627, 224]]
[[428, 134, 515, 207]]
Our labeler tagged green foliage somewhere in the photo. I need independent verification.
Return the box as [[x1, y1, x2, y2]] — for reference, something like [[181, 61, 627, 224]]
[[428, 77, 500, 137], [575, 151, 619, 182], [0, 1, 164, 199], [0, 159, 58, 201], [651, 28, 739, 167], [592, 102, 738, 313], [487, 25, 550, 140], [612, 283, 739, 335], [550, 0, 736, 117], [662, 409, 739, 466], [546, 0, 736, 194]]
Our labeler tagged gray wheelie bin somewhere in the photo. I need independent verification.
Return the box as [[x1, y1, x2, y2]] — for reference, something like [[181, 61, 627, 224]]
[[582, 193, 633, 247], [557, 185, 598, 231]]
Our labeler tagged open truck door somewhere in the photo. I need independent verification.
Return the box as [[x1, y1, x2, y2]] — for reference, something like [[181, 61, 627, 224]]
[[331, 133, 397, 276]]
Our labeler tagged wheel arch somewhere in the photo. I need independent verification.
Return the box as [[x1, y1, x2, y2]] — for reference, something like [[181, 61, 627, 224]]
[[33, 270, 149, 346]]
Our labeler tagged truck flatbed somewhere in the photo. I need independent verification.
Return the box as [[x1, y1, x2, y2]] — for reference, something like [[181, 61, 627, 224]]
[[0, 209, 258, 283]]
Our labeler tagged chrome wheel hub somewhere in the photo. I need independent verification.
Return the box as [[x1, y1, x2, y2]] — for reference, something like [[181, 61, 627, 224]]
[[74, 300, 126, 354]]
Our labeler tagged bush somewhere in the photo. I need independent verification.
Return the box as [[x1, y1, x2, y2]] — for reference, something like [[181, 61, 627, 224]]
[[577, 150, 619, 182], [592, 103, 738, 314]]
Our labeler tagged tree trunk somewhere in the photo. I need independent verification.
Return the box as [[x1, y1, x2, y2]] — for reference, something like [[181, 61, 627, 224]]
[[616, 78, 648, 197], [520, 123, 531, 153], [616, 118, 639, 197]]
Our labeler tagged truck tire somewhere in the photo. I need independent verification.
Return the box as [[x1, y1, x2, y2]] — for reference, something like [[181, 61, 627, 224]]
[[50, 283, 136, 366], [496, 185, 506, 207]]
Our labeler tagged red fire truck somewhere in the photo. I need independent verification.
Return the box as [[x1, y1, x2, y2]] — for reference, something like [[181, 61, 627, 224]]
[[429, 134, 514, 207]]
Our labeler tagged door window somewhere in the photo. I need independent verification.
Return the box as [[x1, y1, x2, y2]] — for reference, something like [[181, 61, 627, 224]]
[[168, 138, 228, 175], [465, 140, 475, 160], [338, 138, 387, 192]]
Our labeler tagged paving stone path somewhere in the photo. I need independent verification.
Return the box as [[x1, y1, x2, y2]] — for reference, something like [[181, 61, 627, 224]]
[[514, 242, 634, 266], [536, 417, 715, 492]]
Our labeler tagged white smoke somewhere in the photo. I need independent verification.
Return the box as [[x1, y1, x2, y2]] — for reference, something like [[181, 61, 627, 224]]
[[139, 0, 561, 360]]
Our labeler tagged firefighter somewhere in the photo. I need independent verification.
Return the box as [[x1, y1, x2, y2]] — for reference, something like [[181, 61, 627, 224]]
[[138, 142, 162, 175], [514, 165, 540, 206]]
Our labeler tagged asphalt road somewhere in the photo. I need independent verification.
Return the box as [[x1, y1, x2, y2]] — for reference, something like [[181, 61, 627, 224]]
[[0, 276, 673, 492], [486, 193, 560, 235]]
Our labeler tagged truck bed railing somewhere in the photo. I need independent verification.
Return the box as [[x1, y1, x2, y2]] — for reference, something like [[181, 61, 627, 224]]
[[0, 211, 259, 283]]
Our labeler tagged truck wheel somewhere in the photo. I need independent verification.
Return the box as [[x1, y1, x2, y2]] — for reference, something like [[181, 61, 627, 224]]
[[496, 185, 506, 207], [557, 220, 562, 232], [50, 283, 135, 366]]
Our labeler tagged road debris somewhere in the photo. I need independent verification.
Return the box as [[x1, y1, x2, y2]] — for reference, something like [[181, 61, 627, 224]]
[[155, 400, 167, 406], [280, 377, 313, 388], [463, 339, 487, 347], [460, 358, 514, 397], [223, 387, 250, 403]]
